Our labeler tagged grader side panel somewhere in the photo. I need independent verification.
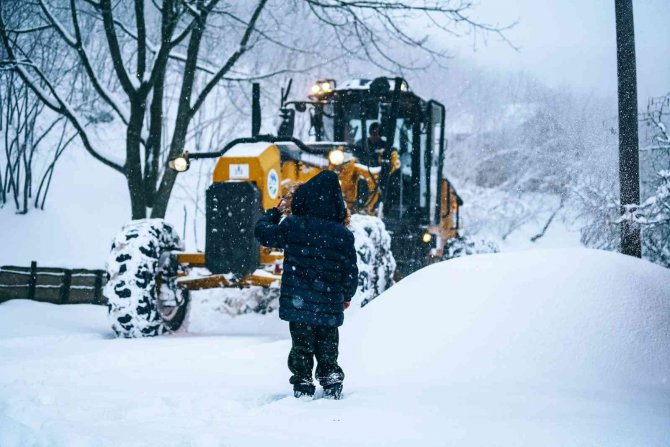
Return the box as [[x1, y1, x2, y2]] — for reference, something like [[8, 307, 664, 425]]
[[212, 143, 282, 210], [205, 182, 262, 277]]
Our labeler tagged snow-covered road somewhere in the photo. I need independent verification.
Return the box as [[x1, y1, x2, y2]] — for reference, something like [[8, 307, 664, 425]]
[[1, 249, 668, 446]]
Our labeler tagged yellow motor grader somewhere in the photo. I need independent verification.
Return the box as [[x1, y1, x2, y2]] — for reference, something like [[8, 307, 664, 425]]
[[104, 77, 463, 337]]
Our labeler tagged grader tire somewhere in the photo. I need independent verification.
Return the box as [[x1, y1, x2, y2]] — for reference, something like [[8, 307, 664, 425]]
[[104, 219, 189, 338]]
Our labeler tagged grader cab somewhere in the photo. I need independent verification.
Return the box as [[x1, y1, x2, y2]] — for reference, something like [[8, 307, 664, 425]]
[[104, 76, 463, 338]]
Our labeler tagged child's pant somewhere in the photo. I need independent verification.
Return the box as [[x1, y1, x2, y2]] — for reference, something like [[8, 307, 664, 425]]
[[288, 322, 344, 388]]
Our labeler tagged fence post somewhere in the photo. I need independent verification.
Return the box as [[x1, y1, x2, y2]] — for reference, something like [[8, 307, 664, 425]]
[[59, 269, 72, 304], [27, 261, 37, 301], [93, 270, 103, 305]]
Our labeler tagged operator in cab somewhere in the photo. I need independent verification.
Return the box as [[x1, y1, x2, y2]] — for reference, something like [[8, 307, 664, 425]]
[[354, 122, 386, 166]]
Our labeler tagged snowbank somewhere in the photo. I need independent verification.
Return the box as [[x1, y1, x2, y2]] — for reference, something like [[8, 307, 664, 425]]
[[0, 248, 668, 446], [346, 248, 669, 389]]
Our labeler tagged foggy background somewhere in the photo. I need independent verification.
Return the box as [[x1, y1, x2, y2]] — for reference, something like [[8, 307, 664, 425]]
[[445, 0, 670, 101]]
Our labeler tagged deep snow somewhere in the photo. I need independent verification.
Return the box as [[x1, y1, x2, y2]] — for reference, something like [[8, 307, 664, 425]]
[[1, 248, 668, 446]]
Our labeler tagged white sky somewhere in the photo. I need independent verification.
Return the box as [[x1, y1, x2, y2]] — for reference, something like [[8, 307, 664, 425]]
[[443, 0, 670, 103]]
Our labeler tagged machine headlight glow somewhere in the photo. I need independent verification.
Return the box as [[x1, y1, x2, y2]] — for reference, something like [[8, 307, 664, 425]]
[[421, 232, 433, 244], [169, 156, 190, 172], [328, 148, 345, 166], [310, 79, 336, 97]]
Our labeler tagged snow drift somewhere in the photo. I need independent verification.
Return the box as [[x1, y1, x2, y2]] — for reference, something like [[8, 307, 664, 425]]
[[0, 248, 668, 446], [346, 248, 669, 390]]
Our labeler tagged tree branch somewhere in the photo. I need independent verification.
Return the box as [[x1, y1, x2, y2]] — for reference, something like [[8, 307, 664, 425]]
[[0, 13, 124, 173], [189, 0, 268, 118], [7, 24, 53, 34], [135, 0, 147, 80], [36, 0, 76, 45], [65, 0, 130, 124], [146, 0, 190, 89], [531, 196, 565, 242], [100, 0, 137, 95], [101, 16, 221, 76]]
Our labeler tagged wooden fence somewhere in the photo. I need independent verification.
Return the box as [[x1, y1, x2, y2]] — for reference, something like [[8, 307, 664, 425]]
[[0, 261, 107, 305]]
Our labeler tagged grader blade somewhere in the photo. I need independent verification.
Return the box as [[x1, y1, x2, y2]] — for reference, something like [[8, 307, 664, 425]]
[[175, 271, 281, 291]]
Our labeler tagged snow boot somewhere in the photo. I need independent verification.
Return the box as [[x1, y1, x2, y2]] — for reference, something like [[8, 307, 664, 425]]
[[293, 383, 315, 399], [322, 383, 343, 400]]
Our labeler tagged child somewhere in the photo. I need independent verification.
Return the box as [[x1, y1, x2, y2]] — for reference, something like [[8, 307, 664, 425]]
[[254, 170, 359, 399]]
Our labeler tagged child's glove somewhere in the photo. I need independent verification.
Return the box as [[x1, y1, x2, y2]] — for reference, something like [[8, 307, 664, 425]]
[[265, 207, 282, 224], [343, 301, 351, 310]]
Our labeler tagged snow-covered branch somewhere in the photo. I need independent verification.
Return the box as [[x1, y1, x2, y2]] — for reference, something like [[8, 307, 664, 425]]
[[0, 12, 124, 173], [99, 0, 139, 95], [63, 0, 130, 124], [189, 0, 268, 118]]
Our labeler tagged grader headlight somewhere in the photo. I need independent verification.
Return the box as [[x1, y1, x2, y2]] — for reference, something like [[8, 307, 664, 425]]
[[310, 79, 336, 98], [328, 148, 345, 166], [169, 154, 190, 172], [421, 232, 433, 244]]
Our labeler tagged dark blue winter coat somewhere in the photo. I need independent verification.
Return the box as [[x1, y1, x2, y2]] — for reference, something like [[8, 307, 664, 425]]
[[254, 171, 359, 327]]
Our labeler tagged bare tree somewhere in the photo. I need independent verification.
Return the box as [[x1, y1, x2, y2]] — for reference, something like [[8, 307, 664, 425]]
[[0, 0, 510, 219], [0, 24, 78, 213]]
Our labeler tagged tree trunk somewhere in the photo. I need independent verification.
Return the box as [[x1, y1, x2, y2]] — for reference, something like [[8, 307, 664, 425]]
[[143, 81, 165, 208], [126, 101, 147, 219], [150, 19, 208, 219], [149, 127, 185, 219]]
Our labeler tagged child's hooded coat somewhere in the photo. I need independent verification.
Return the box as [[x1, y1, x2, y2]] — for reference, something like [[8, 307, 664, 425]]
[[254, 171, 359, 327]]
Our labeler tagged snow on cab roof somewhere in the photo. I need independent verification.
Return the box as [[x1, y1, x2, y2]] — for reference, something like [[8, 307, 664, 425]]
[[338, 78, 410, 92], [339, 78, 372, 90], [223, 142, 272, 157]]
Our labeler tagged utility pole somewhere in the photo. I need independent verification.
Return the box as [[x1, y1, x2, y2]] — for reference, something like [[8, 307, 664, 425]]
[[614, 0, 641, 258], [251, 83, 261, 137]]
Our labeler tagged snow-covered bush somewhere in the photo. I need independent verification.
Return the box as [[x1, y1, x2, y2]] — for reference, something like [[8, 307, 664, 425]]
[[637, 95, 670, 267], [575, 94, 670, 268], [621, 171, 670, 267], [349, 214, 396, 307], [574, 172, 670, 268], [442, 234, 499, 260], [572, 175, 621, 252]]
